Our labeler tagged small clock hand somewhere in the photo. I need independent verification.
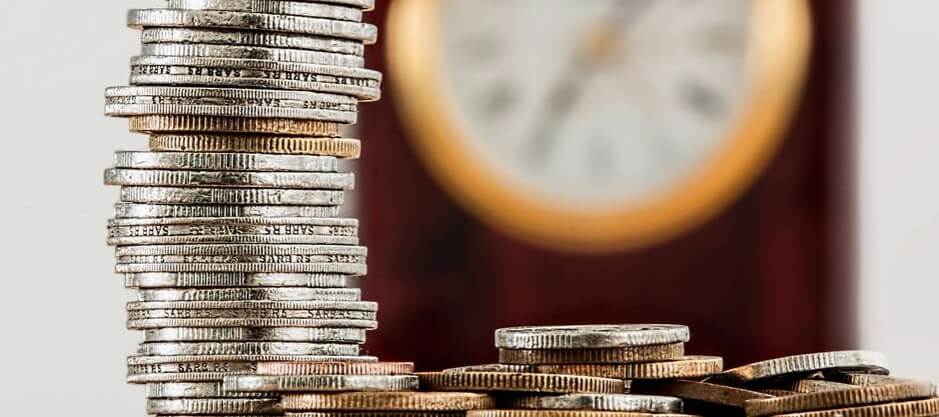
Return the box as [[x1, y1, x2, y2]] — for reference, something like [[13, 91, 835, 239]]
[[525, 0, 655, 168]]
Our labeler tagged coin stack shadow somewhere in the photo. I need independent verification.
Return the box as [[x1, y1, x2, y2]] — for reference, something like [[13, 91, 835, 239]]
[[103, 1, 388, 416]]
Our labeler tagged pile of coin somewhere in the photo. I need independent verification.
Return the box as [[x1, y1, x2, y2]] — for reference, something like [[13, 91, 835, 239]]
[[103, 0, 387, 416]]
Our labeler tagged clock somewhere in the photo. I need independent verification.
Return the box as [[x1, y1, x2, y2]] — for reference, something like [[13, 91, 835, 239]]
[[387, 0, 812, 253]]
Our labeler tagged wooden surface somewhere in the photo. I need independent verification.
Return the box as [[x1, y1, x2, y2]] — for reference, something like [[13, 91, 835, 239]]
[[357, 1, 855, 369]]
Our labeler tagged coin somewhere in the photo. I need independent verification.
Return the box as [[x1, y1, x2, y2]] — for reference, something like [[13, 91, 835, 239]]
[[744, 379, 937, 416], [116, 262, 366, 274], [119, 187, 344, 206], [631, 379, 772, 409], [139, 28, 365, 55], [466, 411, 697, 417], [115, 203, 342, 219], [148, 134, 363, 158], [257, 361, 415, 376], [113, 151, 339, 172], [506, 394, 683, 413], [223, 374, 419, 392], [127, 9, 378, 43], [128, 115, 343, 136], [717, 351, 890, 384], [416, 372, 626, 394], [285, 413, 469, 417], [789, 379, 858, 393], [281, 392, 496, 411], [495, 325, 690, 349], [444, 364, 536, 373], [165, 0, 364, 22], [143, 327, 368, 342], [146, 381, 277, 398], [537, 356, 723, 380], [108, 217, 359, 246], [137, 341, 360, 356], [147, 398, 283, 415], [136, 287, 361, 302], [141, 42, 365, 68], [105, 168, 355, 189], [123, 272, 349, 288], [115, 243, 365, 257], [768, 398, 939, 417], [500, 344, 685, 365], [105, 85, 359, 122]]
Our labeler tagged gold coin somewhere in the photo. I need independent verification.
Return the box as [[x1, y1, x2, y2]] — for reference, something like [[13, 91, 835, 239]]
[[772, 398, 939, 417], [632, 379, 772, 408], [150, 134, 362, 158], [790, 379, 857, 393], [537, 356, 723, 380], [416, 372, 625, 394], [745, 380, 937, 417], [282, 392, 495, 412], [499, 344, 685, 365], [466, 410, 699, 417], [257, 361, 415, 376], [130, 115, 343, 136]]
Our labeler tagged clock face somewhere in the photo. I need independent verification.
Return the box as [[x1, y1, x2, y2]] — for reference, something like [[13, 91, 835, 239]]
[[388, 0, 810, 252], [441, 0, 751, 206]]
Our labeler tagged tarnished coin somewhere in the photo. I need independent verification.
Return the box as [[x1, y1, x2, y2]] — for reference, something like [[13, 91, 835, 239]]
[[136, 287, 360, 302], [717, 351, 890, 384], [789, 379, 858, 393], [113, 151, 339, 172], [108, 217, 359, 246], [141, 43, 365, 68], [105, 85, 358, 122], [128, 115, 343, 136], [139, 29, 365, 55], [444, 364, 536, 373], [148, 134, 363, 158], [119, 187, 344, 206], [165, 0, 364, 22], [466, 411, 697, 417], [223, 374, 419, 393], [127, 9, 378, 43], [124, 272, 349, 288], [500, 344, 685, 365], [257, 361, 415, 376], [495, 325, 690, 349], [631, 379, 772, 409], [105, 168, 355, 189], [827, 374, 911, 387], [416, 372, 626, 394], [537, 356, 723, 380], [282, 392, 496, 411], [768, 398, 939, 417], [115, 203, 342, 219], [144, 327, 367, 343], [147, 398, 282, 415], [137, 341, 359, 356], [507, 394, 683, 413], [285, 413, 468, 417], [146, 381, 276, 398], [745, 379, 937, 416]]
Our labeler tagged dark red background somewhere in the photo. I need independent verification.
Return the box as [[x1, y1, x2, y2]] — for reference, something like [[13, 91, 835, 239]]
[[358, 1, 856, 370]]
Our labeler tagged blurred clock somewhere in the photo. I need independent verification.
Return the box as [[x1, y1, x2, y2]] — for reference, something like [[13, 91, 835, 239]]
[[387, 0, 811, 252]]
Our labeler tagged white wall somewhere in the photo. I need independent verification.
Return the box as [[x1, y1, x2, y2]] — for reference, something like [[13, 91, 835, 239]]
[[858, 0, 939, 381]]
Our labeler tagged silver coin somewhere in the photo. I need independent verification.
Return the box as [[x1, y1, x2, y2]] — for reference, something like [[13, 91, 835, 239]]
[[443, 364, 536, 373], [137, 341, 360, 356], [495, 324, 691, 349], [143, 327, 368, 342], [147, 398, 282, 415], [141, 42, 364, 68], [124, 272, 350, 288], [137, 287, 361, 302], [166, 0, 363, 22], [299, 0, 374, 10], [119, 187, 344, 206], [115, 203, 342, 219], [146, 381, 276, 398], [128, 317, 378, 329], [117, 243, 365, 256], [140, 28, 365, 55], [109, 217, 358, 246], [113, 151, 339, 172], [128, 299, 377, 311], [116, 261, 366, 274], [130, 55, 380, 101], [127, 308, 376, 322], [223, 374, 419, 393], [717, 351, 891, 384], [105, 85, 358, 122], [105, 169, 355, 189], [128, 9, 377, 43], [506, 394, 683, 413], [128, 353, 376, 367]]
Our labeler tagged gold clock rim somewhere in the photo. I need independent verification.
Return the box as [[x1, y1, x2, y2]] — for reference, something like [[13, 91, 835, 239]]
[[387, 0, 813, 253]]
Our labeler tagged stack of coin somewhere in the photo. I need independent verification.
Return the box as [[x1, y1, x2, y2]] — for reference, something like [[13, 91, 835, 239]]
[[103, 1, 383, 416], [632, 350, 938, 417]]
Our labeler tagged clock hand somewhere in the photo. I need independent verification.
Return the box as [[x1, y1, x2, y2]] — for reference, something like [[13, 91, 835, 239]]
[[525, 0, 655, 169]]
